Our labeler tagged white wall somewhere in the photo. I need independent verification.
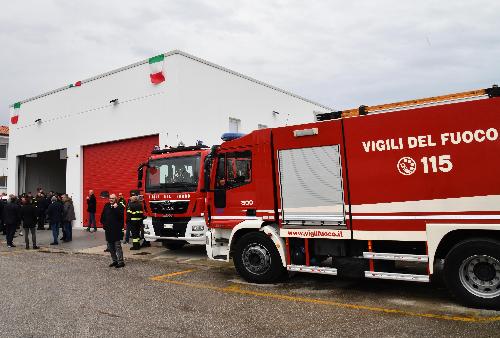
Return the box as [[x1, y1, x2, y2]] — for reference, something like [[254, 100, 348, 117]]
[[8, 51, 331, 225], [171, 55, 325, 146]]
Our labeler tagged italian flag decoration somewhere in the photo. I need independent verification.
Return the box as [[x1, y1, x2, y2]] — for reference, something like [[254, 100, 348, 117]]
[[69, 81, 82, 88], [10, 102, 21, 125], [149, 54, 165, 84]]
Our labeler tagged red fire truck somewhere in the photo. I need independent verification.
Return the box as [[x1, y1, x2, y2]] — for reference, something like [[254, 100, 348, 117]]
[[138, 144, 211, 249], [204, 86, 500, 309]]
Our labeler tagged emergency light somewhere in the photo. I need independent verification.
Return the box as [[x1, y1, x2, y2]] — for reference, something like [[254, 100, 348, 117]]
[[221, 132, 245, 142]]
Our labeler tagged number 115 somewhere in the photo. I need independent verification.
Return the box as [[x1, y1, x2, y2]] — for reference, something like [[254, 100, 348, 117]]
[[421, 155, 453, 173]]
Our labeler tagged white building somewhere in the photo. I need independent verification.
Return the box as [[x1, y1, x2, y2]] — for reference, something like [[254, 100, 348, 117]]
[[7, 50, 332, 227], [0, 126, 8, 194]]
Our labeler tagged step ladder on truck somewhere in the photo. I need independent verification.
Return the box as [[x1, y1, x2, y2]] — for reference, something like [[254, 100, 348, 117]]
[[203, 85, 500, 309]]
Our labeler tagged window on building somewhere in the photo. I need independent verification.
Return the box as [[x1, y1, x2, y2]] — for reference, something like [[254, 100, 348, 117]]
[[0, 176, 6, 188], [228, 117, 241, 133], [258, 124, 268, 129], [215, 151, 252, 189], [0, 144, 7, 159]]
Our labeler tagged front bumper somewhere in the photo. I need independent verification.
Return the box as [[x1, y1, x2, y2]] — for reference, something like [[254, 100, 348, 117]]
[[143, 216, 206, 245]]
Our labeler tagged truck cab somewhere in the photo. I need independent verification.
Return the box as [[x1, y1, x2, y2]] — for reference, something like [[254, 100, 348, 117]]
[[140, 144, 210, 250]]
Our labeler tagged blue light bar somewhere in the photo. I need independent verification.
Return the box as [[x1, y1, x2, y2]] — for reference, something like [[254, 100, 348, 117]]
[[221, 132, 246, 142]]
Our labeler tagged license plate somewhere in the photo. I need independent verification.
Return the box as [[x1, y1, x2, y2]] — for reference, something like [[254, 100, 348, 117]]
[[163, 224, 174, 229]]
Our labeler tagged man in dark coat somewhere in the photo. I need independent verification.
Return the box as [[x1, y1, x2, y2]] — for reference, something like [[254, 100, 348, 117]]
[[100, 194, 125, 268], [62, 194, 76, 242], [86, 190, 97, 232], [3, 195, 21, 247], [20, 197, 39, 249], [35, 192, 48, 230], [46, 196, 63, 245], [0, 194, 6, 235]]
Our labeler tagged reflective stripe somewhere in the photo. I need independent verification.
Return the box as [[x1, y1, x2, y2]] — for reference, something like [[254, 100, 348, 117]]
[[132, 238, 140, 242], [131, 218, 143, 221]]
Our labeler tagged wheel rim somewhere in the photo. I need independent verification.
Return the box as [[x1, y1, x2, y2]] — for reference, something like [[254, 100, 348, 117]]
[[242, 242, 272, 276], [459, 255, 500, 299]]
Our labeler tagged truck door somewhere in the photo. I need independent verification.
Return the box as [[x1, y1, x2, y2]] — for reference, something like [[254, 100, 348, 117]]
[[213, 149, 255, 220]]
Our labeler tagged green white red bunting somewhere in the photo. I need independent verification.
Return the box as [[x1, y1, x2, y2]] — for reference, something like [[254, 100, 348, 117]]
[[69, 81, 82, 88], [149, 54, 165, 84], [9, 55, 165, 128], [10, 102, 21, 124]]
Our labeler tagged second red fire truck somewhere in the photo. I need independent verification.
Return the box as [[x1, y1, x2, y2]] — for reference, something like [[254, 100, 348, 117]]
[[138, 143, 210, 249], [203, 86, 500, 309]]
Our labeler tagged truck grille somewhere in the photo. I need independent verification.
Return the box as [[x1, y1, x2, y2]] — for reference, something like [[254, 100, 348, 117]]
[[149, 201, 189, 214], [152, 217, 190, 238]]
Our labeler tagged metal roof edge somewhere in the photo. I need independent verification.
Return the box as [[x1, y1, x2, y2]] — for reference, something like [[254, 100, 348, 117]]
[[11, 50, 333, 111], [173, 50, 333, 110]]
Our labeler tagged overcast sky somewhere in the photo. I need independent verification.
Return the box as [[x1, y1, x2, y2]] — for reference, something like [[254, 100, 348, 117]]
[[2, 1, 500, 124]]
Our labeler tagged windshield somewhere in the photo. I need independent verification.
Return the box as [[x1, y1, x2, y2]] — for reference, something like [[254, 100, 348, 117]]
[[146, 155, 201, 193]]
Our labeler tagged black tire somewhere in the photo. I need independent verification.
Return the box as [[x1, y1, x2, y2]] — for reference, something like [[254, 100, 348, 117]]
[[233, 232, 287, 283], [443, 238, 500, 310], [162, 240, 186, 250]]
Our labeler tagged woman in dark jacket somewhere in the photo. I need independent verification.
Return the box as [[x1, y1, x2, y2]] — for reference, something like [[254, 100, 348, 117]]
[[62, 195, 76, 242], [86, 190, 97, 232], [20, 197, 39, 249]]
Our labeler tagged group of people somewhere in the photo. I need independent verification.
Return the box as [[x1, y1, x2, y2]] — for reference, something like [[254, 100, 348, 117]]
[[0, 189, 76, 249], [1, 188, 148, 268], [86, 190, 148, 269]]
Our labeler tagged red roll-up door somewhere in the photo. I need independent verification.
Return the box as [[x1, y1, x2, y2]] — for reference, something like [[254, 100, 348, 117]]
[[82, 134, 159, 227]]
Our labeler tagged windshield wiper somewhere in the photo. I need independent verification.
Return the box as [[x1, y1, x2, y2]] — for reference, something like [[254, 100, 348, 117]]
[[162, 182, 198, 191], [146, 187, 162, 193], [163, 182, 197, 187]]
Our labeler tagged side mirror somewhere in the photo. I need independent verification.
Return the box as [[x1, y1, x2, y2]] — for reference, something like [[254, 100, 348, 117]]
[[137, 163, 147, 189], [203, 145, 219, 192], [203, 156, 212, 192]]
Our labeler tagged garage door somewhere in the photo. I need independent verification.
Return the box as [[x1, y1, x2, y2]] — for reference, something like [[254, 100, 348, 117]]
[[83, 135, 159, 227]]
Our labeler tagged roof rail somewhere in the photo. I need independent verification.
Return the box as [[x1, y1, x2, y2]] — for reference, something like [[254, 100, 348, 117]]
[[340, 86, 496, 118], [151, 144, 209, 155]]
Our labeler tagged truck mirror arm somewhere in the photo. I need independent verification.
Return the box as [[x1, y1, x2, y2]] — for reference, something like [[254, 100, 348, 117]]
[[137, 162, 149, 189]]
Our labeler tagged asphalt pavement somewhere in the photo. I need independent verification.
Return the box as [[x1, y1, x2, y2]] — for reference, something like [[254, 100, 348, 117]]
[[0, 240, 499, 338]]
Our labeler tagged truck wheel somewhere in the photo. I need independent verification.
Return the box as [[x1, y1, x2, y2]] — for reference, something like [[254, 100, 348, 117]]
[[443, 238, 500, 310], [162, 240, 186, 250], [234, 232, 286, 284]]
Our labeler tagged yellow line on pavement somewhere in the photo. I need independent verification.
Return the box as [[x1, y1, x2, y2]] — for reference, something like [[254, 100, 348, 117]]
[[150, 269, 196, 281], [150, 270, 500, 323]]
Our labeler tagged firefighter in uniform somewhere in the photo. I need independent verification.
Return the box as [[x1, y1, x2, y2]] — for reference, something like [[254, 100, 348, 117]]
[[126, 195, 144, 250]]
